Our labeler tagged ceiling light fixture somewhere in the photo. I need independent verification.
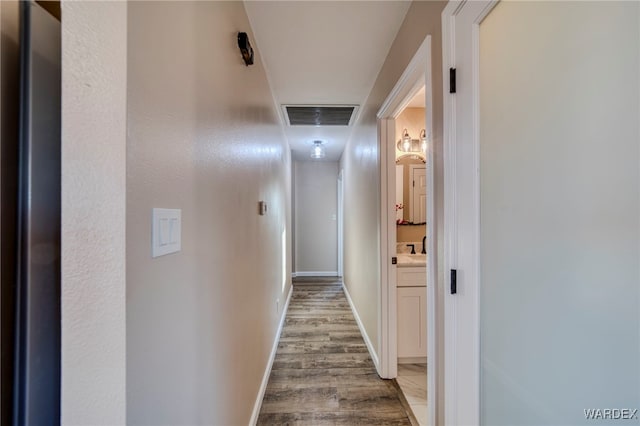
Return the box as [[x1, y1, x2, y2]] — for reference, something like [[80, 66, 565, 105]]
[[310, 140, 326, 159]]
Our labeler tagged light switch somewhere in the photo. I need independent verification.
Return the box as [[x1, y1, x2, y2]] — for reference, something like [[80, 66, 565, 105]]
[[169, 218, 178, 244], [159, 218, 170, 246], [152, 208, 181, 258]]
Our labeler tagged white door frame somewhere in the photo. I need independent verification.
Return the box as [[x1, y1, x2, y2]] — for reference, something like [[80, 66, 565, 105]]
[[337, 170, 344, 277], [377, 35, 437, 426], [442, 1, 498, 424]]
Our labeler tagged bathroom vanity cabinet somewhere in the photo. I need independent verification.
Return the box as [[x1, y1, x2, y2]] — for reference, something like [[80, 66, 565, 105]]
[[397, 265, 427, 359]]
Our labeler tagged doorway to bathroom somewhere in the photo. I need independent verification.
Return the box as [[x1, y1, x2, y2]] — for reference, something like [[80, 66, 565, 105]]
[[394, 91, 428, 425], [376, 35, 437, 426]]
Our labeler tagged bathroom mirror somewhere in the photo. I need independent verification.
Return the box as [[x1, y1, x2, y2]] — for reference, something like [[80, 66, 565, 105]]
[[395, 154, 426, 225]]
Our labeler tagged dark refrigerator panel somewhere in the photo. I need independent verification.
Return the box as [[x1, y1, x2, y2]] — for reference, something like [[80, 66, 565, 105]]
[[1, 1, 21, 424], [14, 2, 61, 424]]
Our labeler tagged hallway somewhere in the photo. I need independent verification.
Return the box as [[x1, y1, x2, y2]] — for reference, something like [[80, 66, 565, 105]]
[[6, 0, 634, 423], [257, 280, 412, 425]]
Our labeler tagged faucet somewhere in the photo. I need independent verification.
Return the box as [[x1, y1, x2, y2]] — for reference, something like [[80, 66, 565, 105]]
[[406, 244, 416, 254], [421, 236, 426, 254]]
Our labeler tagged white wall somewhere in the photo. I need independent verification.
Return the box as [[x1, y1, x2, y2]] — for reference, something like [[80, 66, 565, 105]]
[[340, 5, 446, 422], [61, 1, 127, 424], [126, 2, 291, 424], [479, 2, 639, 424], [293, 160, 338, 275]]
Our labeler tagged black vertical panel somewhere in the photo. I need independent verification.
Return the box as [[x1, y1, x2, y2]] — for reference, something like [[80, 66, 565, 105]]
[[14, 2, 61, 424], [1, 1, 21, 424]]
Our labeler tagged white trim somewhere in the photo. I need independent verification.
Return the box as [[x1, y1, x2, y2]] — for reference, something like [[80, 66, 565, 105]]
[[342, 281, 380, 371], [441, 4, 458, 425], [421, 41, 437, 426], [442, 2, 498, 425], [377, 36, 432, 119], [377, 35, 437, 426], [293, 271, 339, 277], [378, 117, 398, 380], [249, 284, 293, 426], [337, 170, 344, 278]]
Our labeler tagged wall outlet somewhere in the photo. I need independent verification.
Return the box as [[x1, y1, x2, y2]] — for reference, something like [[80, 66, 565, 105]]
[[276, 298, 280, 313]]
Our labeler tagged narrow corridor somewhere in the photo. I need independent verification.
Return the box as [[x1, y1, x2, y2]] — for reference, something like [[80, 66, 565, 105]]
[[257, 280, 412, 425]]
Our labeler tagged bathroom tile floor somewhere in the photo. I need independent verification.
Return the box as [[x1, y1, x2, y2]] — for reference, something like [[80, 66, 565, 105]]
[[396, 363, 428, 425], [257, 280, 412, 425]]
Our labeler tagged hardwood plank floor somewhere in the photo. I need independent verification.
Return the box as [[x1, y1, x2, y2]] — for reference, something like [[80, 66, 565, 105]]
[[257, 282, 411, 425]]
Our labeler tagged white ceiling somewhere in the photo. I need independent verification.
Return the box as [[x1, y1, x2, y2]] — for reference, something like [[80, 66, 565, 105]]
[[406, 86, 426, 109], [245, 1, 411, 161]]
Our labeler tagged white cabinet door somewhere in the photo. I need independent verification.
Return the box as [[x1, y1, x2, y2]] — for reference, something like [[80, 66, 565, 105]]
[[397, 287, 427, 358], [397, 267, 426, 287], [396, 165, 404, 222]]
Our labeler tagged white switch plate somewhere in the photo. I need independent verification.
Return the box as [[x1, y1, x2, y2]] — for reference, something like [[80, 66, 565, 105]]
[[152, 208, 181, 258]]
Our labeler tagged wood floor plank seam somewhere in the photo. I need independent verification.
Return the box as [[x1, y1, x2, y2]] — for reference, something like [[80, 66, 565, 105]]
[[257, 280, 411, 425]]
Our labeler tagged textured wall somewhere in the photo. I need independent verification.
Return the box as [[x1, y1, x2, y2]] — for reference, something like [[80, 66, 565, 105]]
[[61, 1, 127, 424], [340, 0, 446, 421], [126, 2, 291, 424], [293, 161, 338, 274]]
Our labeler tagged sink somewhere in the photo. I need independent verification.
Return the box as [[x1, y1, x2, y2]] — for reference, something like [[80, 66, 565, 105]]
[[396, 253, 426, 266]]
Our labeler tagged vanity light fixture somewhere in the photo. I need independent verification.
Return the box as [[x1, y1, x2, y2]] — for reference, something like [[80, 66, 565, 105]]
[[310, 140, 326, 159], [420, 129, 428, 153], [397, 129, 428, 154], [401, 129, 412, 152]]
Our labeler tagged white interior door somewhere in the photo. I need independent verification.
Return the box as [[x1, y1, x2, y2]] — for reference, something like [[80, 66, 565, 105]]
[[337, 170, 344, 277], [442, 3, 496, 424], [410, 166, 426, 223], [444, 1, 640, 425], [396, 165, 404, 222]]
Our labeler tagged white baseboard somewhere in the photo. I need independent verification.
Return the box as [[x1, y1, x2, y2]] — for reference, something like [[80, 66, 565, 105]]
[[341, 281, 380, 372], [293, 271, 339, 277], [249, 284, 293, 425]]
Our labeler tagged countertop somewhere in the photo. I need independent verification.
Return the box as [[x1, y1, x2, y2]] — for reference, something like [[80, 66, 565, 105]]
[[396, 253, 426, 267]]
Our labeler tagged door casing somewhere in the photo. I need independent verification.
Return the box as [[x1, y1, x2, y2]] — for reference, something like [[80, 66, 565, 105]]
[[441, 1, 499, 424], [377, 35, 437, 426]]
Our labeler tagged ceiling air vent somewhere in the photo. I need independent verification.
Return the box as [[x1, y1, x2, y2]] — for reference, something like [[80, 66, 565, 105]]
[[283, 105, 358, 126]]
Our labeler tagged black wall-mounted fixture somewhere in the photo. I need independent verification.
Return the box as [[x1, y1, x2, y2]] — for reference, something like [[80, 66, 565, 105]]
[[237, 32, 254, 66]]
